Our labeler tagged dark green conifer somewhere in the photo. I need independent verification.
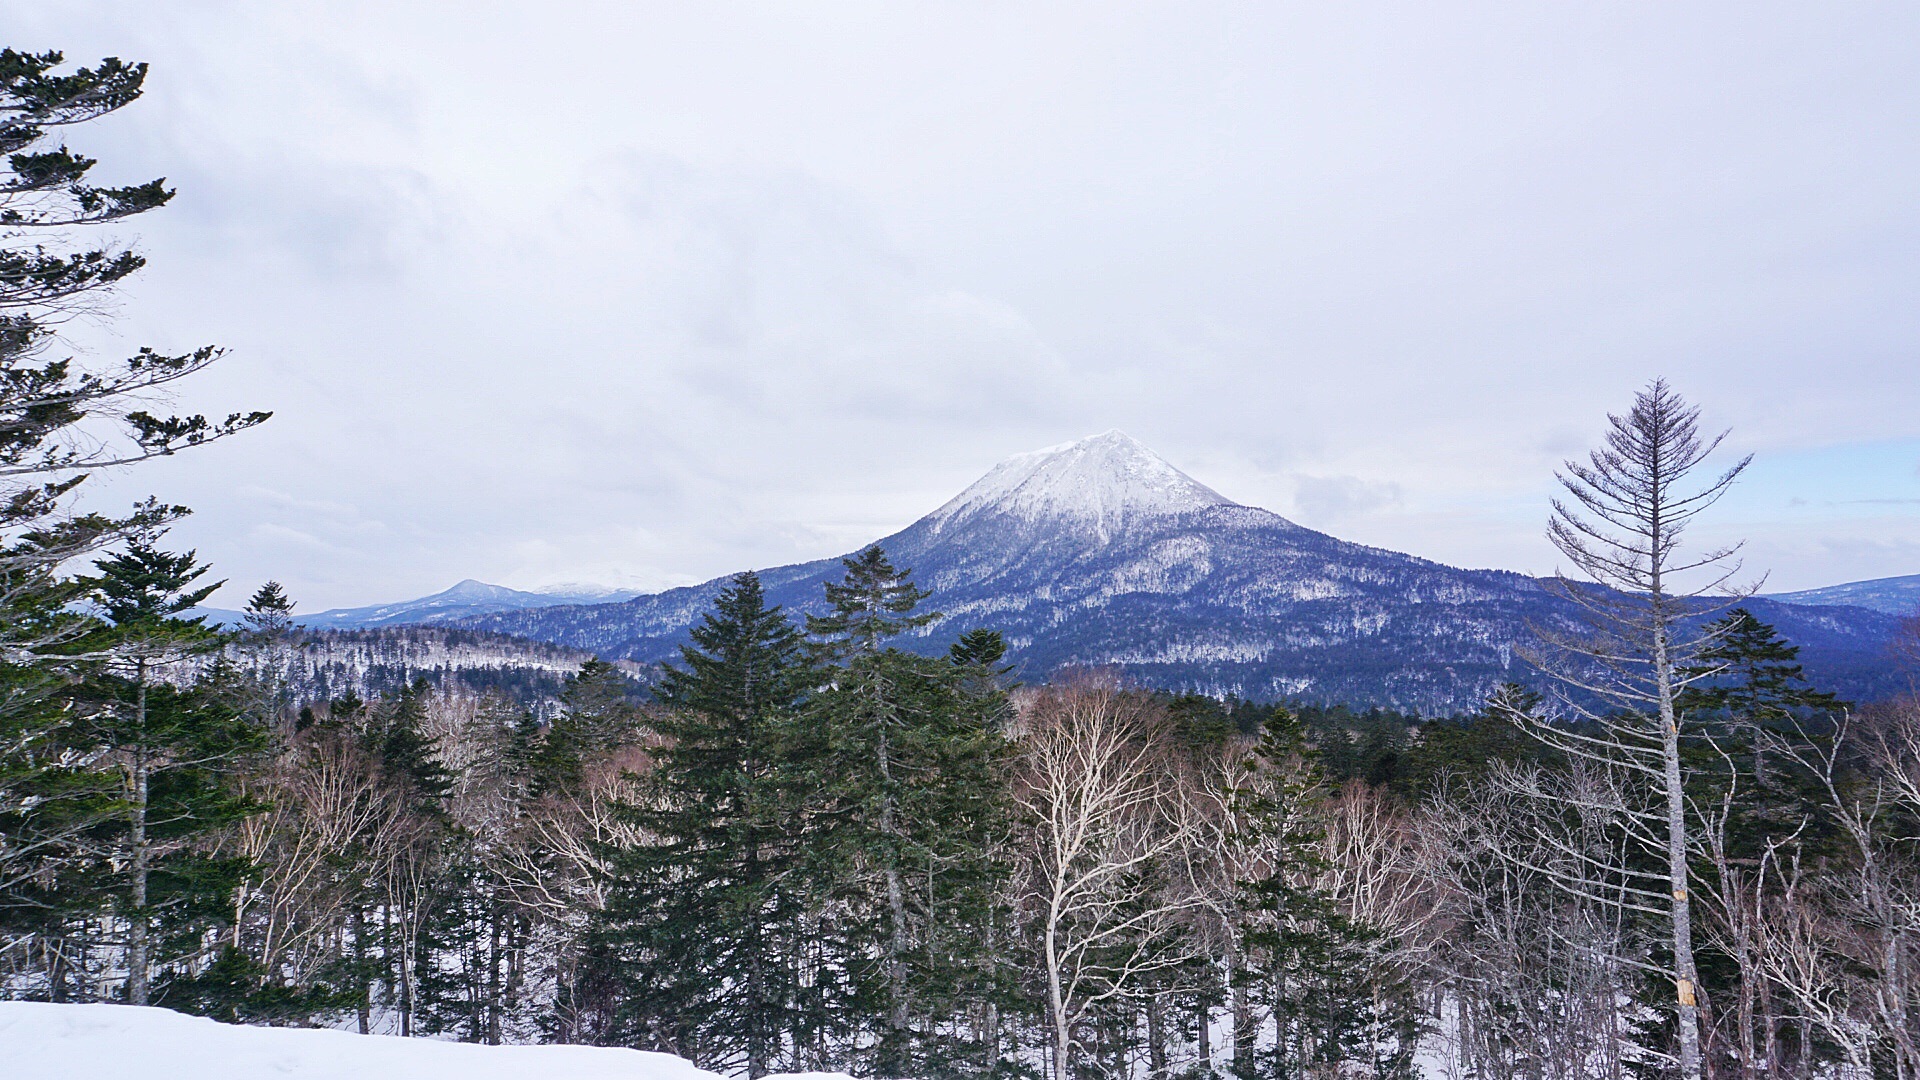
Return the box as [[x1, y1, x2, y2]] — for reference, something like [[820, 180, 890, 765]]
[[1680, 607, 1841, 787], [528, 660, 639, 797], [1, 46, 265, 963], [808, 549, 1010, 1076], [597, 572, 825, 1076], [1238, 710, 1418, 1079], [79, 539, 266, 1006]]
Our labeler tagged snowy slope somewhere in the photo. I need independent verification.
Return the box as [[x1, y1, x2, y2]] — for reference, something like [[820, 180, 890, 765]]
[[462, 432, 1901, 710], [924, 430, 1232, 541], [1764, 572, 1920, 617], [0, 1002, 847, 1080], [289, 580, 644, 630]]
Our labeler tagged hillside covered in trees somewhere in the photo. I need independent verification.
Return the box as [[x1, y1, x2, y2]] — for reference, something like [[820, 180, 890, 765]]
[[463, 432, 1904, 712]]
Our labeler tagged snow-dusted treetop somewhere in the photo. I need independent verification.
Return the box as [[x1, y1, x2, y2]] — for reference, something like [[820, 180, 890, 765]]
[[924, 430, 1235, 540]]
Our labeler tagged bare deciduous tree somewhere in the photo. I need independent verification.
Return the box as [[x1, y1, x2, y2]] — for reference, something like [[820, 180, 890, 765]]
[[1013, 681, 1204, 1080], [1506, 379, 1752, 1080]]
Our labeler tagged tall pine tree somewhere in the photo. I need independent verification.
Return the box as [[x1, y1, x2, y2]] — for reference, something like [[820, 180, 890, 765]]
[[808, 548, 1011, 1075], [79, 539, 265, 1006], [598, 572, 827, 1076]]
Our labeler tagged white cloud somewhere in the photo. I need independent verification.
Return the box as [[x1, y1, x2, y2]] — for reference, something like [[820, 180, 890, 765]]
[[9, 1, 1917, 606]]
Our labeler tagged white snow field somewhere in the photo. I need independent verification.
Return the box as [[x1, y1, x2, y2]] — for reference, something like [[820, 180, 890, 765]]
[[0, 1001, 840, 1080]]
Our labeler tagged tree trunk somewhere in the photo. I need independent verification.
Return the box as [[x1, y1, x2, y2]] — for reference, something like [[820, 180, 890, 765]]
[[399, 931, 412, 1036], [1196, 996, 1212, 1076], [877, 721, 911, 1052], [1657, 620, 1705, 1080], [486, 902, 503, 1045], [1046, 908, 1071, 1080], [1229, 944, 1253, 1068], [746, 838, 768, 1080], [983, 1000, 1001, 1077], [1147, 992, 1167, 1080], [126, 671, 151, 1007], [354, 905, 371, 1034]]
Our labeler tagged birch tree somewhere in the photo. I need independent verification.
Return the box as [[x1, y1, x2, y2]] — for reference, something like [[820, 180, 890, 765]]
[[1013, 681, 1203, 1080]]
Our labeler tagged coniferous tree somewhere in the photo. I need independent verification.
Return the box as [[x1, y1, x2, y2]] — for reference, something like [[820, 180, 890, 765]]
[[808, 548, 1011, 1075], [598, 572, 825, 1076], [78, 539, 266, 1006], [1679, 607, 1840, 788], [1236, 710, 1418, 1079], [528, 660, 639, 797], [945, 629, 1022, 1071], [0, 48, 266, 664], [242, 581, 296, 639], [1674, 610, 1844, 1077], [1, 46, 265, 971]]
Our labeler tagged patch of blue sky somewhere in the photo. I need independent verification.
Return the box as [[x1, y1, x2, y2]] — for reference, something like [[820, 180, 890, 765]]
[[1723, 438, 1920, 522]]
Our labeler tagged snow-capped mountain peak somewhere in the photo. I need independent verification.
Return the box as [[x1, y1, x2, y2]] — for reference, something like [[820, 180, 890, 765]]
[[925, 430, 1234, 539]]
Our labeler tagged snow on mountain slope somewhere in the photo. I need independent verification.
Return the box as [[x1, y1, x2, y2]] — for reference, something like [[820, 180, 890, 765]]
[[292, 580, 644, 630], [460, 433, 1902, 710], [925, 429, 1233, 540], [1764, 572, 1920, 617], [0, 1001, 812, 1080]]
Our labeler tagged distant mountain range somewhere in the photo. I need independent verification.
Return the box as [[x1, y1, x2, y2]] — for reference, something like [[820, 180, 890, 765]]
[[193, 580, 642, 630], [1761, 574, 1920, 617], [435, 431, 1906, 711]]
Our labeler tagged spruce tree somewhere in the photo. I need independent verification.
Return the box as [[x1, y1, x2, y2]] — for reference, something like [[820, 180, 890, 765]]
[[528, 660, 639, 797], [1237, 711, 1418, 1079], [241, 581, 296, 639], [1, 46, 265, 961], [1675, 610, 1845, 1073], [598, 572, 824, 1076], [808, 548, 1010, 1075], [79, 539, 266, 1006], [0, 48, 267, 657], [1679, 607, 1841, 788], [370, 678, 455, 807]]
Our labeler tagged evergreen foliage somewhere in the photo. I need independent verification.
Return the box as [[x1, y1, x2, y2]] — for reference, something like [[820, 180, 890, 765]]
[[72, 540, 267, 1006], [806, 547, 1011, 1077], [0, 45, 266, 985], [597, 572, 826, 1076], [1236, 710, 1419, 1079]]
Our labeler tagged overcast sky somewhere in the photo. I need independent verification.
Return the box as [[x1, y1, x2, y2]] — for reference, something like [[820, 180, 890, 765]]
[[11, 2, 1920, 609]]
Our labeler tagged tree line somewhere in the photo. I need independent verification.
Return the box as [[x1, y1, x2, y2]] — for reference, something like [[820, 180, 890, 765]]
[[5, 538, 1918, 1080]]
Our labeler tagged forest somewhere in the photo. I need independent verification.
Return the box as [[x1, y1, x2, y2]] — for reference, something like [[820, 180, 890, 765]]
[[5, 544, 1919, 1080], [4, 43, 1919, 1080]]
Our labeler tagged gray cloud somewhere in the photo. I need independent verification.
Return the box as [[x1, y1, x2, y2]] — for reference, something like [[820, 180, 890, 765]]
[[1290, 476, 1406, 524]]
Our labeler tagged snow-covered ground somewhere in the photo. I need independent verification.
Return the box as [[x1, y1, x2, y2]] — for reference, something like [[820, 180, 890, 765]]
[[0, 1002, 835, 1080]]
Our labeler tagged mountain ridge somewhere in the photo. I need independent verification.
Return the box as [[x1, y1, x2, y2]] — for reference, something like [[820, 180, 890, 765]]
[[457, 433, 1904, 709], [191, 580, 645, 630], [1762, 573, 1920, 617]]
